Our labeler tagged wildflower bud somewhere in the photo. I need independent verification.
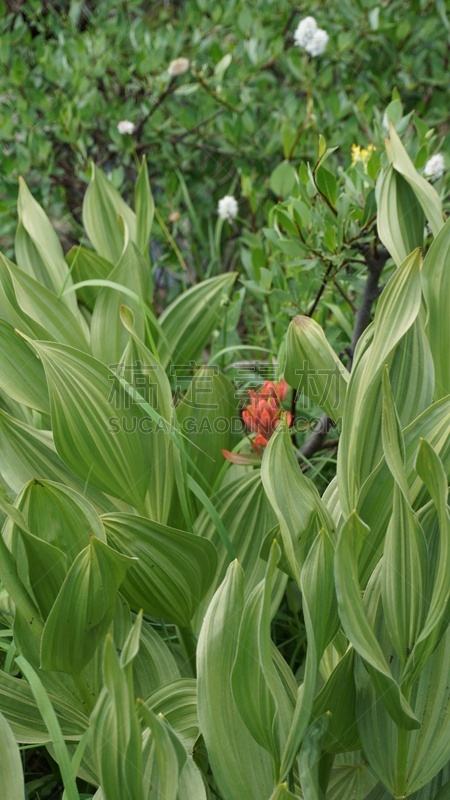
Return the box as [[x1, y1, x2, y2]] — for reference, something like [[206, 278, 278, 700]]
[[169, 210, 181, 223], [168, 57, 190, 77], [117, 120, 135, 135]]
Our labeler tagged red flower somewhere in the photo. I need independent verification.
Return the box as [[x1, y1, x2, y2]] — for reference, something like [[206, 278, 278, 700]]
[[242, 379, 292, 447]]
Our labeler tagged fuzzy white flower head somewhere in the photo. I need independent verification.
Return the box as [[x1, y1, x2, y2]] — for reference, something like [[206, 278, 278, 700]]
[[168, 57, 190, 77], [217, 195, 238, 222], [423, 153, 445, 181], [294, 16, 317, 48], [117, 120, 135, 135], [305, 28, 329, 57]]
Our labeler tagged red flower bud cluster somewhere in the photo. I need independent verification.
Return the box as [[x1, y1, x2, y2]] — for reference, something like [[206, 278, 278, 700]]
[[242, 379, 292, 447]]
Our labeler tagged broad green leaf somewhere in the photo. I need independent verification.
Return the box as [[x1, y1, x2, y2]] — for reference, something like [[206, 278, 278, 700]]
[[90, 242, 148, 364], [284, 316, 349, 424], [40, 537, 135, 673], [139, 703, 178, 800], [338, 248, 424, 514], [356, 395, 450, 584], [281, 528, 339, 777], [65, 245, 113, 310], [325, 752, 380, 800], [269, 784, 300, 800], [1, 255, 90, 350], [386, 124, 444, 238], [297, 714, 330, 800], [82, 163, 137, 264], [192, 470, 284, 634], [197, 561, 273, 800], [402, 440, 450, 687], [0, 409, 117, 513], [135, 155, 155, 262], [102, 513, 217, 627], [90, 633, 143, 800], [132, 618, 180, 700], [26, 341, 160, 511], [177, 367, 240, 491], [262, 422, 334, 580], [270, 160, 298, 198], [12, 526, 67, 619], [421, 217, 450, 399], [335, 512, 419, 730], [0, 319, 49, 413], [144, 679, 198, 750], [315, 164, 338, 207], [377, 165, 425, 266], [0, 255, 60, 339], [0, 709, 25, 799], [158, 272, 236, 368], [312, 648, 360, 753], [0, 669, 88, 743], [232, 541, 295, 762], [15, 176, 78, 311]]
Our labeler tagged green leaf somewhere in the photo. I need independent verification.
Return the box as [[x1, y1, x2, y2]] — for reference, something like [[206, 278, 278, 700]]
[[15, 176, 78, 311], [421, 217, 450, 399], [40, 537, 135, 673], [90, 632, 144, 800], [0, 319, 49, 413], [82, 163, 137, 264], [197, 561, 273, 800], [377, 165, 425, 266], [315, 165, 338, 208], [135, 155, 155, 262], [270, 161, 298, 198], [386, 124, 444, 238], [0, 709, 25, 799], [232, 541, 295, 762], [285, 316, 349, 424], [144, 678, 198, 751], [298, 714, 331, 800], [25, 340, 161, 511], [158, 272, 236, 368], [65, 245, 113, 309], [262, 423, 334, 580], [102, 513, 217, 627], [312, 648, 360, 753], [335, 512, 420, 730]]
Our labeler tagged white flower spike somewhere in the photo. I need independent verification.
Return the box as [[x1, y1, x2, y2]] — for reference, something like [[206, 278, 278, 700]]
[[423, 153, 445, 181], [117, 120, 135, 135], [218, 195, 238, 222], [294, 16, 317, 48], [305, 29, 329, 57], [168, 58, 190, 77]]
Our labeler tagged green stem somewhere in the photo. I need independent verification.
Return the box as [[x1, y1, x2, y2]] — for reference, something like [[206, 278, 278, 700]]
[[177, 624, 197, 677]]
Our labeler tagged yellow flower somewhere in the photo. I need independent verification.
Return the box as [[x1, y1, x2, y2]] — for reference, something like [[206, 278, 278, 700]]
[[351, 143, 376, 167]]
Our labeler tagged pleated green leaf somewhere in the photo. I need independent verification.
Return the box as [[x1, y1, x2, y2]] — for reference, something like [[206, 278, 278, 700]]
[[102, 513, 217, 627], [132, 618, 180, 700], [280, 528, 339, 777], [40, 537, 135, 673], [0, 709, 25, 799], [421, 217, 450, 399], [135, 155, 155, 262], [192, 470, 285, 634], [356, 394, 450, 584], [65, 245, 112, 309], [3, 256, 90, 350], [158, 272, 236, 367], [269, 784, 301, 800], [144, 679, 198, 750], [15, 176, 78, 311], [232, 541, 295, 763], [0, 669, 88, 743], [0, 409, 117, 513], [90, 242, 148, 365], [139, 704, 178, 800], [338, 248, 423, 514], [377, 165, 425, 266], [312, 648, 360, 753], [284, 316, 349, 424], [325, 752, 380, 800], [177, 367, 240, 491], [197, 560, 273, 800], [0, 254, 54, 339], [335, 512, 419, 730], [0, 319, 49, 413], [297, 714, 330, 800], [82, 163, 137, 264], [262, 422, 334, 580], [402, 440, 450, 687], [26, 341, 159, 510], [90, 631, 143, 800], [356, 576, 450, 797], [386, 124, 444, 238]]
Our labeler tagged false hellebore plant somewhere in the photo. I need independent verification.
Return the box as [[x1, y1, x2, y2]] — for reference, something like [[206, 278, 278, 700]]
[[0, 127, 448, 799]]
